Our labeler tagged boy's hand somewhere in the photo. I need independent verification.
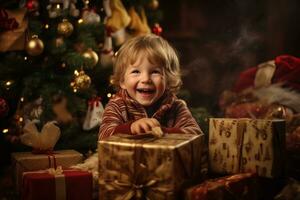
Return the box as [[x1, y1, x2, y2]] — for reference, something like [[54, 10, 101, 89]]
[[131, 118, 160, 135]]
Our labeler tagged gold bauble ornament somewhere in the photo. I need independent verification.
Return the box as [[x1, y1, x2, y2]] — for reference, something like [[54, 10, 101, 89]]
[[82, 48, 99, 68], [73, 70, 91, 90], [26, 35, 44, 56], [148, 0, 159, 10], [57, 19, 74, 37]]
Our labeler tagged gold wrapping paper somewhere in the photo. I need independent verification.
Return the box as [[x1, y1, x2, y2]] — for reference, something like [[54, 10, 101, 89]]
[[241, 119, 285, 177], [209, 118, 285, 178], [98, 134, 204, 200], [209, 118, 246, 174], [11, 149, 82, 194]]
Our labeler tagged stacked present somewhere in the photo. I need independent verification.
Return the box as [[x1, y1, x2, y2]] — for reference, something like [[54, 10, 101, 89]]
[[11, 149, 83, 194], [11, 120, 93, 199], [209, 118, 286, 178], [98, 133, 205, 200]]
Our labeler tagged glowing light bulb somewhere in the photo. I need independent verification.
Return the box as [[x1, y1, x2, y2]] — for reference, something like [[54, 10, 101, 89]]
[[2, 129, 8, 133]]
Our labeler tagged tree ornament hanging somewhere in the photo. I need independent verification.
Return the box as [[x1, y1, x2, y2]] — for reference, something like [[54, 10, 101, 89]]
[[104, 0, 130, 46], [57, 19, 74, 37], [26, 35, 44, 56], [100, 30, 114, 68], [152, 23, 163, 35], [71, 70, 91, 90], [83, 97, 104, 131], [81, 0, 101, 25], [82, 48, 99, 68], [47, 0, 79, 18], [26, 0, 40, 16], [148, 0, 159, 10]]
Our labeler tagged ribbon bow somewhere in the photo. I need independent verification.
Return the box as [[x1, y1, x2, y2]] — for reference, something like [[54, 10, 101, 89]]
[[47, 166, 64, 175], [114, 179, 158, 200], [20, 121, 61, 151]]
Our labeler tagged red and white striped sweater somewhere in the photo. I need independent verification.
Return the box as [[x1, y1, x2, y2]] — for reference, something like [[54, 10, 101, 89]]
[[98, 89, 203, 140]]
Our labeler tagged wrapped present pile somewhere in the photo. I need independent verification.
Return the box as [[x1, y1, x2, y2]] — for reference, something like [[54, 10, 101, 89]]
[[218, 55, 300, 179], [11, 149, 83, 195], [9, 118, 93, 200]]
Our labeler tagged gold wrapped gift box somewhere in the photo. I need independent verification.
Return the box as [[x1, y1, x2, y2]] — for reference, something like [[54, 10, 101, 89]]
[[209, 118, 285, 178], [98, 133, 204, 200]]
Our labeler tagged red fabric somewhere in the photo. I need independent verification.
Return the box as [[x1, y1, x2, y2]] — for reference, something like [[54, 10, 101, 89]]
[[234, 55, 300, 92], [162, 127, 183, 133], [233, 67, 258, 92], [22, 170, 92, 200], [114, 122, 133, 134], [273, 55, 300, 91]]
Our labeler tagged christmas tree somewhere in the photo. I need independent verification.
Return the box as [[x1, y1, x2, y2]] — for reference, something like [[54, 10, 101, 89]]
[[0, 0, 162, 155]]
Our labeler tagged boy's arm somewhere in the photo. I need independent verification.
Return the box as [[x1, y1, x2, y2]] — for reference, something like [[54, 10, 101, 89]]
[[171, 100, 204, 135], [98, 99, 132, 140]]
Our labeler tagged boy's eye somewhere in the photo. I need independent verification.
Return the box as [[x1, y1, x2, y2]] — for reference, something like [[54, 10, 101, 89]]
[[152, 69, 162, 74], [131, 69, 140, 74]]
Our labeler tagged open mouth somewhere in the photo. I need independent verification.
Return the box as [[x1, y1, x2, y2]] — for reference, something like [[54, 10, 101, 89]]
[[136, 88, 155, 94]]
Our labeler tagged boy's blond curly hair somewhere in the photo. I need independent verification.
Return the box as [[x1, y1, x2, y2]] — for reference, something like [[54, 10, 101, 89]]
[[110, 34, 182, 93]]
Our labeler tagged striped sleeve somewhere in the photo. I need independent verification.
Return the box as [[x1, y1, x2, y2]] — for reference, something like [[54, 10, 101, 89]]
[[172, 100, 204, 135], [98, 98, 127, 140]]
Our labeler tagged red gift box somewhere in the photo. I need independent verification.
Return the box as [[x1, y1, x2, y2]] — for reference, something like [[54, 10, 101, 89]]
[[185, 173, 258, 200], [22, 168, 92, 200]]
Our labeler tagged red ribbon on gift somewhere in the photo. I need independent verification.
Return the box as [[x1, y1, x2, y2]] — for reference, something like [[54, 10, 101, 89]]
[[0, 9, 19, 31], [31, 149, 58, 169]]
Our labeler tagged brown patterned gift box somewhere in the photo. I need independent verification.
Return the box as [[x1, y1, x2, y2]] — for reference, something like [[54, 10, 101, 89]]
[[209, 118, 285, 178], [98, 133, 204, 200], [185, 173, 257, 200], [11, 150, 83, 194]]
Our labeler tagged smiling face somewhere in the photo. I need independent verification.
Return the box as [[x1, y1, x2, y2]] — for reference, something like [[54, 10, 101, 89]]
[[120, 53, 166, 107]]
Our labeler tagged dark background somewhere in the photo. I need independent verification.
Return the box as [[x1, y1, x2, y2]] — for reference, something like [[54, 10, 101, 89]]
[[160, 0, 300, 113]]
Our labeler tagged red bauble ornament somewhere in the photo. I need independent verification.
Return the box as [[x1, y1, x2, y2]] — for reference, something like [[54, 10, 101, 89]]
[[26, 0, 39, 11], [152, 23, 163, 36], [0, 98, 9, 118]]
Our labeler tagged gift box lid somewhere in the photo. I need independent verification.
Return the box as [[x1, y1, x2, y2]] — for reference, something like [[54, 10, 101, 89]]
[[11, 150, 83, 170], [99, 133, 202, 149]]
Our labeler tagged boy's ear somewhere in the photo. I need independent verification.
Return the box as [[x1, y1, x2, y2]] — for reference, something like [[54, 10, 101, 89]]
[[120, 81, 126, 89]]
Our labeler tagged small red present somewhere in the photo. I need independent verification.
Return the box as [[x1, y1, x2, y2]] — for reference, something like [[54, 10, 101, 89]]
[[22, 167, 92, 200], [185, 173, 257, 200]]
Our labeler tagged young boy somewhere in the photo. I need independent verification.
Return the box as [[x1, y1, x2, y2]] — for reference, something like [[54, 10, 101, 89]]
[[99, 34, 203, 140]]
